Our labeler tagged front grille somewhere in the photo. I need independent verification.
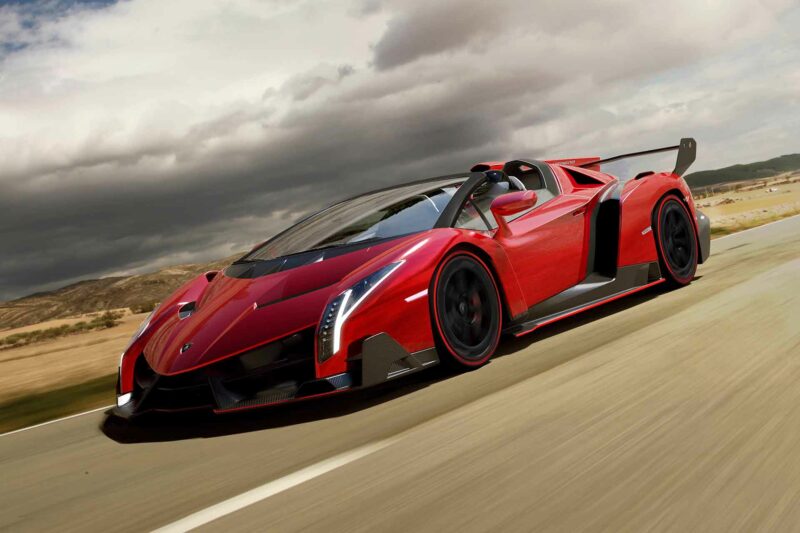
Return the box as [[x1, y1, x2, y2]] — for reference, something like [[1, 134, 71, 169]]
[[131, 328, 342, 414], [133, 356, 215, 412]]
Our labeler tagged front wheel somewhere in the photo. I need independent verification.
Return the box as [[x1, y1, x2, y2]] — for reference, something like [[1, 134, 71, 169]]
[[431, 252, 501, 368], [655, 195, 698, 287]]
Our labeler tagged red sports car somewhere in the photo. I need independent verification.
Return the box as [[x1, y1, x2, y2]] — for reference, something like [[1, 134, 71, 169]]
[[114, 138, 709, 418]]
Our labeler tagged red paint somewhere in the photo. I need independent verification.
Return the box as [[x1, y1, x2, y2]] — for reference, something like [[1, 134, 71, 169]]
[[142, 237, 408, 376], [545, 157, 601, 171], [491, 190, 538, 237], [553, 165, 613, 193], [617, 171, 699, 268], [491, 190, 538, 217], [492, 169, 590, 307], [316, 229, 526, 376]]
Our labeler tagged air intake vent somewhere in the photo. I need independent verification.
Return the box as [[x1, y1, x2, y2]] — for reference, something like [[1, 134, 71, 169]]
[[178, 301, 196, 320], [564, 167, 603, 186]]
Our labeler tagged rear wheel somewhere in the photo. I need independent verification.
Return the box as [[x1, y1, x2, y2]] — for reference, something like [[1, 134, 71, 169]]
[[655, 195, 698, 287], [431, 253, 501, 368]]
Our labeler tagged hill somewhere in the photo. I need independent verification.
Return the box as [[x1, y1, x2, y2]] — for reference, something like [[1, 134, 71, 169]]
[[685, 154, 800, 190], [0, 256, 238, 330]]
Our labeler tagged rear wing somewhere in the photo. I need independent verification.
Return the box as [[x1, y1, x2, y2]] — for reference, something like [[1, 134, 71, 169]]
[[577, 138, 696, 177]]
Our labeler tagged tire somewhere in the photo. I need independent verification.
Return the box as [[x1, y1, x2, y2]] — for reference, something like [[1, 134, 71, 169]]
[[655, 195, 698, 287], [431, 252, 502, 368]]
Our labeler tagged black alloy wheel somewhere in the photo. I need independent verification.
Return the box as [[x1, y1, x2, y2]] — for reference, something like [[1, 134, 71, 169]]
[[657, 196, 698, 286], [432, 254, 501, 367]]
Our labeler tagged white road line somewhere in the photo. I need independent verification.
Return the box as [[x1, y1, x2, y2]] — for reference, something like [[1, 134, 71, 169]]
[[152, 438, 397, 533], [713, 213, 799, 241], [0, 404, 112, 438]]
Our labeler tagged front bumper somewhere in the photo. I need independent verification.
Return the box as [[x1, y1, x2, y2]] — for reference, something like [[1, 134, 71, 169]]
[[112, 331, 438, 419]]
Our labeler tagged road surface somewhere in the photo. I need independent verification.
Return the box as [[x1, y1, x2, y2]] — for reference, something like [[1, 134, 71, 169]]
[[2, 215, 799, 532]]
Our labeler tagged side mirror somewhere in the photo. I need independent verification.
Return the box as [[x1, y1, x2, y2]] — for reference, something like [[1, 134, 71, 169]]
[[490, 190, 537, 237]]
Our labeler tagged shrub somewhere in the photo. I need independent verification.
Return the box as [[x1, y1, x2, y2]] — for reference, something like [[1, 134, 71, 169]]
[[0, 310, 124, 350], [130, 301, 158, 314]]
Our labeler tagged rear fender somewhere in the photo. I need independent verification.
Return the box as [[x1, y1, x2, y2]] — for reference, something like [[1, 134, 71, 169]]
[[618, 173, 700, 267]]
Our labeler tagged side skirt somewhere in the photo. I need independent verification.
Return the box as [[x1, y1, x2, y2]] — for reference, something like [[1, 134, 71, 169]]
[[506, 262, 662, 337]]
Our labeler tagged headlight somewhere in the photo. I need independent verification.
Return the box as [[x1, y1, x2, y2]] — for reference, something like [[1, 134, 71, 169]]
[[318, 261, 403, 363]]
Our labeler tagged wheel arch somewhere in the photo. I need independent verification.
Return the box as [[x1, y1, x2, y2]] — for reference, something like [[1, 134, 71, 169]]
[[651, 188, 703, 263], [651, 188, 691, 223]]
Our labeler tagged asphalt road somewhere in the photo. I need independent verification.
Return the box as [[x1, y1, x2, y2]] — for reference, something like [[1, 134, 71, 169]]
[[2, 216, 799, 532]]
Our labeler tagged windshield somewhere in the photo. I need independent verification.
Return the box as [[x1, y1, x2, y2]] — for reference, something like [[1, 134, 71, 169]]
[[242, 176, 468, 261]]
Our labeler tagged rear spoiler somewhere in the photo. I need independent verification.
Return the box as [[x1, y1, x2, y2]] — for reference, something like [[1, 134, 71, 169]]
[[577, 138, 696, 177]]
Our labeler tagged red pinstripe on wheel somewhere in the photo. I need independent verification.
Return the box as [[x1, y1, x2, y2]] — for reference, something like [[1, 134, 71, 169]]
[[655, 194, 698, 285], [430, 251, 502, 367]]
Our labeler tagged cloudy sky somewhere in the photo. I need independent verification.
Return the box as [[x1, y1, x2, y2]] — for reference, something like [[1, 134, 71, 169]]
[[0, 0, 798, 301]]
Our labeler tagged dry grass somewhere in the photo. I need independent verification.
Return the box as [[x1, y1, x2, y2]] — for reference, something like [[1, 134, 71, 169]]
[[697, 176, 800, 238], [0, 312, 148, 404], [0, 374, 115, 434], [710, 208, 800, 237], [0, 310, 124, 349]]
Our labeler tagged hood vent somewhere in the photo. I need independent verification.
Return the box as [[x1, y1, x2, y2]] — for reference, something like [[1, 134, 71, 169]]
[[178, 301, 196, 320]]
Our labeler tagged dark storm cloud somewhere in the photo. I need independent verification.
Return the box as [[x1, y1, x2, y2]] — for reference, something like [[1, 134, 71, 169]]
[[0, 0, 797, 301], [0, 64, 517, 300]]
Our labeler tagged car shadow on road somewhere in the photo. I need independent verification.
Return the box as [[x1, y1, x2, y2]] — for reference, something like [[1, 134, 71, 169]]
[[100, 284, 668, 444], [99, 367, 450, 444]]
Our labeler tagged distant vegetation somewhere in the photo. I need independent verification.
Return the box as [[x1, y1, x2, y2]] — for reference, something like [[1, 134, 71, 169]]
[[130, 301, 159, 314], [685, 154, 800, 190], [0, 311, 124, 349]]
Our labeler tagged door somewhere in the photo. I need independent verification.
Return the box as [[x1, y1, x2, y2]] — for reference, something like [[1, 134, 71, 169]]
[[495, 193, 587, 307], [453, 173, 588, 309]]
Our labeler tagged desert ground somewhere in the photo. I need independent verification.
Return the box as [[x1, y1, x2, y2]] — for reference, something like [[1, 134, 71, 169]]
[[0, 312, 146, 404], [695, 173, 800, 234]]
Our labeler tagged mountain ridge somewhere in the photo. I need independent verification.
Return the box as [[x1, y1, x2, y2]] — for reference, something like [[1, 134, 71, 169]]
[[685, 153, 800, 189], [0, 256, 238, 330]]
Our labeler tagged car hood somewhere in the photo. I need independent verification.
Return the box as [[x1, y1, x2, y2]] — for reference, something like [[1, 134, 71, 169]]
[[143, 237, 415, 375]]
